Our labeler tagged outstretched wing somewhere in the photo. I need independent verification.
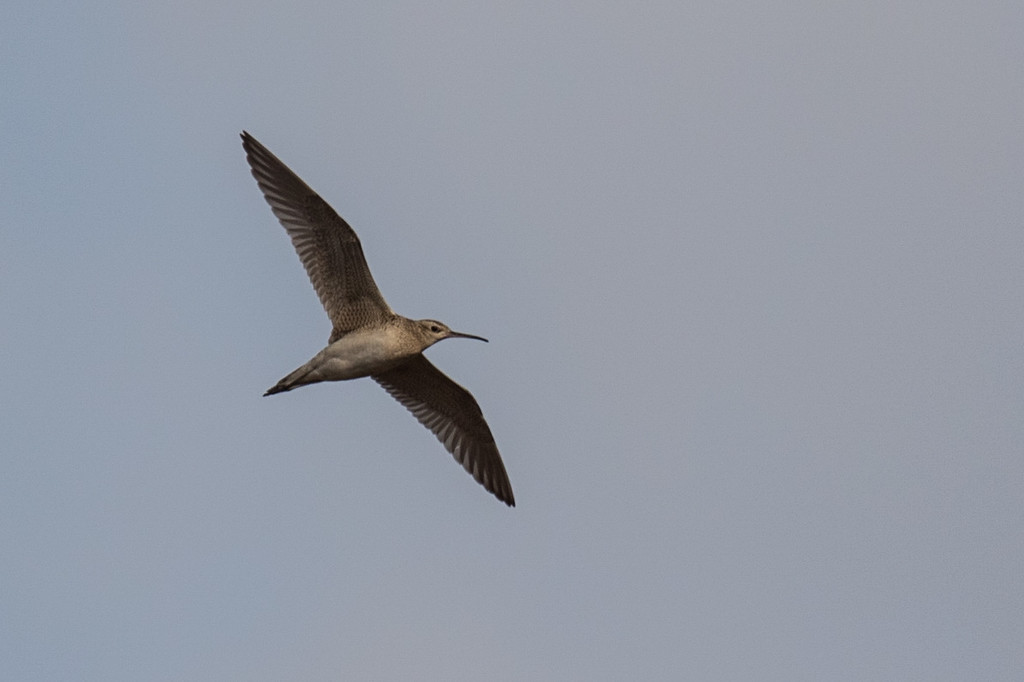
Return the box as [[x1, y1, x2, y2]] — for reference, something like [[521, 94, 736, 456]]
[[242, 131, 392, 338], [374, 355, 515, 506]]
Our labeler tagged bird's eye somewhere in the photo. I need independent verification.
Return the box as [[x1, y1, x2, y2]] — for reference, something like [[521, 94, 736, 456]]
[[430, 325, 441, 333]]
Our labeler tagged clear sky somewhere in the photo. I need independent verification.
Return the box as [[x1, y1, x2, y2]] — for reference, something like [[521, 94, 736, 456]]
[[2, 2, 1022, 680]]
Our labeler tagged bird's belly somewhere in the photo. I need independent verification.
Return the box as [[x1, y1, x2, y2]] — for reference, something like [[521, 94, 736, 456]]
[[312, 331, 415, 381]]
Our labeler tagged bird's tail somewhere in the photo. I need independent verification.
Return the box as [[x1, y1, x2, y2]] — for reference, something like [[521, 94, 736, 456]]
[[264, 363, 317, 396]]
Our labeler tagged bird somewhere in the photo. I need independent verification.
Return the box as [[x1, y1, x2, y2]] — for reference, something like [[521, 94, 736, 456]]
[[241, 131, 514, 506]]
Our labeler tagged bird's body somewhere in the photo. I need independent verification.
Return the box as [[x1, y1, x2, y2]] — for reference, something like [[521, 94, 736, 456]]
[[241, 131, 514, 506], [264, 318, 474, 394]]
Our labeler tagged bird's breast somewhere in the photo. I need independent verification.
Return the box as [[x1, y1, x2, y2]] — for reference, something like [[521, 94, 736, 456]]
[[312, 328, 419, 381]]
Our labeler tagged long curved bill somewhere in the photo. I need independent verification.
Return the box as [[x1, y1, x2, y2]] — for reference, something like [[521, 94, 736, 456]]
[[450, 330, 489, 343]]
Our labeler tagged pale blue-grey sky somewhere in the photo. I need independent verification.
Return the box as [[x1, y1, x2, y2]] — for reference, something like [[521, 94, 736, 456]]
[[2, 2, 1022, 680]]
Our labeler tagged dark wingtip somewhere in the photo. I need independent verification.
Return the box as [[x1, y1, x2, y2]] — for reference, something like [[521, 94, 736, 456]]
[[241, 131, 260, 154], [493, 482, 515, 507]]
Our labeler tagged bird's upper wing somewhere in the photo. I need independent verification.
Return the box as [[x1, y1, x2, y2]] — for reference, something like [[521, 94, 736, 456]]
[[373, 354, 515, 506], [242, 131, 392, 338]]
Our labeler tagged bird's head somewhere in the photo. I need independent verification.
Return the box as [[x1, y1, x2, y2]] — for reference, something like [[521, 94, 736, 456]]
[[416, 319, 489, 348]]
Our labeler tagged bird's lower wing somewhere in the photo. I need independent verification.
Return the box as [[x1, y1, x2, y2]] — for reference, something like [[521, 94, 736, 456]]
[[373, 355, 515, 506]]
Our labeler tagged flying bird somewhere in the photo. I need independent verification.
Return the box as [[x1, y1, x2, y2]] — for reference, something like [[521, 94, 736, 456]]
[[242, 131, 514, 506]]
